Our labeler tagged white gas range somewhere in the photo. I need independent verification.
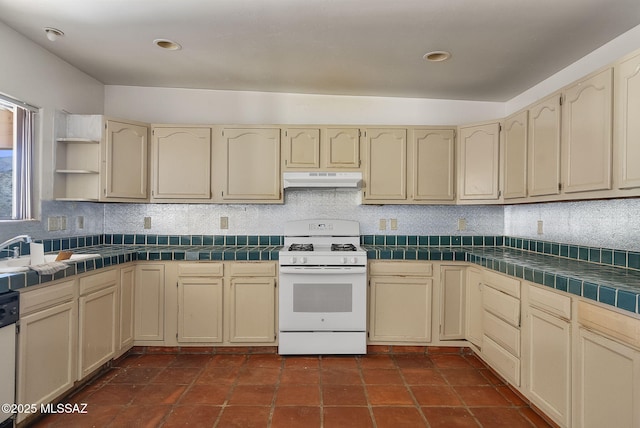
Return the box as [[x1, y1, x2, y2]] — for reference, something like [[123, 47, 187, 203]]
[[278, 219, 367, 355]]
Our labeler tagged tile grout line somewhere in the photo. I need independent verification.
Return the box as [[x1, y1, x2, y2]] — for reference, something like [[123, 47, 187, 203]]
[[392, 354, 433, 428]]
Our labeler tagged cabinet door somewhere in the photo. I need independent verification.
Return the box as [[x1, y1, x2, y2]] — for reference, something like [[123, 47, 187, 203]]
[[526, 307, 571, 427], [528, 94, 561, 196], [413, 129, 455, 201], [503, 111, 528, 199], [223, 128, 281, 200], [363, 128, 407, 201], [324, 128, 360, 168], [118, 265, 135, 353], [283, 128, 320, 169], [562, 68, 613, 193], [103, 120, 148, 200], [576, 328, 640, 428], [228, 277, 276, 343], [17, 301, 77, 423], [178, 277, 223, 343], [369, 276, 432, 342], [135, 264, 165, 341], [152, 127, 211, 199], [458, 122, 500, 200], [466, 268, 483, 348], [79, 285, 117, 378], [440, 266, 466, 340], [614, 53, 640, 189]]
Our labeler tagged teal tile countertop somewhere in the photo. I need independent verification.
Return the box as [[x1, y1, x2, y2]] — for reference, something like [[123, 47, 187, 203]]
[[1, 233, 639, 317], [364, 245, 640, 315]]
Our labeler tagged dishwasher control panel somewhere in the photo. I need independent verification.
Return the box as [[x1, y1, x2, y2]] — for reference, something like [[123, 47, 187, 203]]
[[0, 291, 19, 327]]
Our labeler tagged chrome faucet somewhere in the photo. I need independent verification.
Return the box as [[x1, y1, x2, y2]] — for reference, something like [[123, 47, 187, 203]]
[[0, 235, 32, 258]]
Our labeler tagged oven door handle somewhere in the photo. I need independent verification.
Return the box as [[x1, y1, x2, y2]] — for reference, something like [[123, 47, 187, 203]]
[[279, 266, 367, 274]]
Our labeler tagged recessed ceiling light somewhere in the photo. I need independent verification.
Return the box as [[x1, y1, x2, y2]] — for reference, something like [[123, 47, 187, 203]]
[[423, 51, 451, 62], [154, 39, 182, 51], [44, 27, 64, 42]]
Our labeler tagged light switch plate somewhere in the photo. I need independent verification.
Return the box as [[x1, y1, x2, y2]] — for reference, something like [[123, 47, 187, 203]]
[[390, 218, 398, 230], [220, 216, 229, 229], [379, 219, 387, 230], [77, 216, 84, 230], [59, 216, 67, 231], [458, 218, 467, 231], [47, 217, 59, 231], [144, 217, 152, 229], [537, 220, 544, 235]]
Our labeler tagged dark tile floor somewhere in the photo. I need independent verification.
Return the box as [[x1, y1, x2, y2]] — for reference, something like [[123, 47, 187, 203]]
[[31, 350, 552, 427]]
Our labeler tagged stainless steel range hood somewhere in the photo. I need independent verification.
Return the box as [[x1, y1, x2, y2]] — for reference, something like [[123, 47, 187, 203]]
[[283, 172, 362, 188]]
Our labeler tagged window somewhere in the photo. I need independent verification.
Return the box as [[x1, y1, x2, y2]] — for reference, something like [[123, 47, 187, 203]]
[[0, 96, 36, 220]]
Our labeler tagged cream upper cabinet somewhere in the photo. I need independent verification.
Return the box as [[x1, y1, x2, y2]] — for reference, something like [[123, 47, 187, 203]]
[[562, 68, 613, 193], [324, 127, 361, 168], [282, 128, 320, 169], [151, 127, 212, 200], [503, 111, 528, 199], [363, 128, 407, 202], [102, 119, 148, 200], [528, 94, 561, 197], [413, 128, 455, 201], [221, 128, 281, 201], [457, 122, 501, 201], [614, 51, 640, 190], [54, 114, 149, 202]]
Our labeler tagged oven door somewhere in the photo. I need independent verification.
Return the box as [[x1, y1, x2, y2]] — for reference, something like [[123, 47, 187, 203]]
[[279, 265, 367, 332]]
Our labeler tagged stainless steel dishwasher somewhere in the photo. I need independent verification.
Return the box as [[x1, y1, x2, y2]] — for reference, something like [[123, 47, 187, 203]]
[[0, 291, 19, 428]]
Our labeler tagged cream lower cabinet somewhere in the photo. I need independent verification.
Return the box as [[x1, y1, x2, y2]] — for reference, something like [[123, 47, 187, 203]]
[[480, 271, 521, 386], [522, 284, 572, 428], [465, 267, 483, 348], [368, 261, 432, 343], [135, 263, 165, 341], [117, 265, 135, 356], [177, 263, 224, 343], [227, 262, 277, 344], [575, 302, 640, 428], [439, 266, 466, 340], [78, 269, 118, 379], [17, 280, 78, 423]]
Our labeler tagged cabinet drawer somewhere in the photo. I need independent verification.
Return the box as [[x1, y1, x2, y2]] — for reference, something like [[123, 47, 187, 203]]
[[178, 263, 224, 277], [369, 261, 432, 277], [578, 301, 640, 350], [529, 284, 571, 320], [483, 310, 520, 357], [483, 270, 520, 298], [483, 286, 520, 327], [227, 262, 276, 277], [482, 335, 521, 386], [79, 269, 118, 296], [20, 279, 77, 315]]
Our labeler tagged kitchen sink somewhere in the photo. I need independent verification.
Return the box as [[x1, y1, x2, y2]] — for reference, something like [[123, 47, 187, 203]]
[[0, 254, 101, 274]]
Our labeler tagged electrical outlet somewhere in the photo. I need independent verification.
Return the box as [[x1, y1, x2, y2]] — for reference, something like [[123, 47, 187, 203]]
[[379, 219, 387, 230], [458, 218, 467, 231], [77, 216, 84, 230], [220, 216, 229, 229], [144, 217, 152, 229], [47, 217, 59, 231], [390, 218, 398, 230], [537, 220, 544, 235], [59, 216, 67, 231]]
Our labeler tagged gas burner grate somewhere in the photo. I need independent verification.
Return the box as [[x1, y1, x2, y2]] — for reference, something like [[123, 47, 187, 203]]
[[331, 243, 357, 252], [288, 243, 314, 251]]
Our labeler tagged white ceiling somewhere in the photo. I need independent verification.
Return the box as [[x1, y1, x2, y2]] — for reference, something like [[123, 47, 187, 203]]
[[1, 0, 640, 101]]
